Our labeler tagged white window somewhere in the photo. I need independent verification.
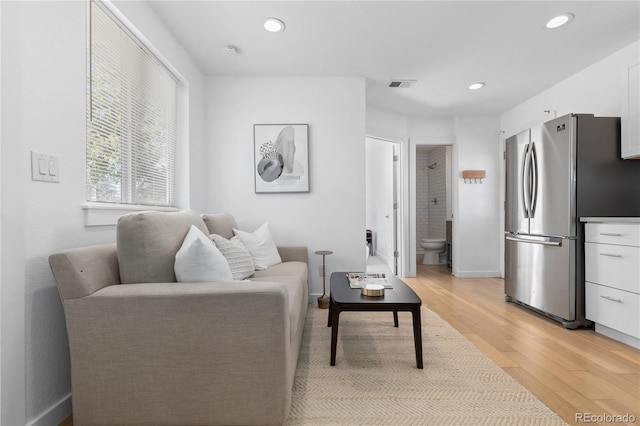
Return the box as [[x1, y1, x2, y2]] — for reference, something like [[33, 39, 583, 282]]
[[87, 0, 178, 207]]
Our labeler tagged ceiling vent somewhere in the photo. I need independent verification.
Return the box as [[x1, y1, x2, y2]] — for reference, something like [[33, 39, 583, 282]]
[[388, 80, 416, 88]]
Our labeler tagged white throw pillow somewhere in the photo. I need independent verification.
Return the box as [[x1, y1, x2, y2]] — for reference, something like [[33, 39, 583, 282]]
[[233, 222, 282, 271], [174, 225, 233, 282], [210, 234, 255, 280]]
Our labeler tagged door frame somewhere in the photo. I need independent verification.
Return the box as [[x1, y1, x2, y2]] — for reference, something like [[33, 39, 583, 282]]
[[365, 132, 410, 277], [410, 137, 457, 276]]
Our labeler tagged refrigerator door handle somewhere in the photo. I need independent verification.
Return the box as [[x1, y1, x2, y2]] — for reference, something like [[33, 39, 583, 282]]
[[521, 143, 531, 218], [505, 234, 563, 247], [530, 142, 538, 218]]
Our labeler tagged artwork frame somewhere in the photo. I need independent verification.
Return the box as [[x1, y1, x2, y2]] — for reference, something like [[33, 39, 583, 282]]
[[254, 124, 310, 193]]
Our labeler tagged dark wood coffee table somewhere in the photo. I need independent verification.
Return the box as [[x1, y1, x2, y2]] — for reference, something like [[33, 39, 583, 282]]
[[328, 272, 423, 369]]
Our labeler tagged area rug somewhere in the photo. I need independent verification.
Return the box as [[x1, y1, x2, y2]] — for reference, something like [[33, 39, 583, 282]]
[[286, 306, 567, 425]]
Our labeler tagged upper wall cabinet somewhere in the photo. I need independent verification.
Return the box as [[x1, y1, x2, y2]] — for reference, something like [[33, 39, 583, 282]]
[[622, 62, 640, 159]]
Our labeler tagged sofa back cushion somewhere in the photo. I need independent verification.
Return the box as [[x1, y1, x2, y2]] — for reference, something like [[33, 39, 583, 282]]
[[117, 210, 209, 283], [202, 213, 238, 240]]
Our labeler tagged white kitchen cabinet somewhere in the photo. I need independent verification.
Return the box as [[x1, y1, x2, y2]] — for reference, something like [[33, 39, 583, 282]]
[[582, 219, 640, 348], [621, 62, 640, 159]]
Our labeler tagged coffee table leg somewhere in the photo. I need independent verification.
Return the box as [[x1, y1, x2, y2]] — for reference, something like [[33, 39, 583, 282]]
[[393, 311, 399, 327], [330, 309, 340, 366], [412, 307, 423, 369]]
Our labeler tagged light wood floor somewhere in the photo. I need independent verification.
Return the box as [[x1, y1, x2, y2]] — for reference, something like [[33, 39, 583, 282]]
[[60, 264, 639, 426], [404, 264, 640, 426]]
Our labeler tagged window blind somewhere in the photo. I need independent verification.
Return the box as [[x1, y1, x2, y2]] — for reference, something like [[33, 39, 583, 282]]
[[87, 1, 178, 207]]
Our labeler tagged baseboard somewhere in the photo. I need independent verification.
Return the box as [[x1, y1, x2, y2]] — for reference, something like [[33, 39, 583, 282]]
[[595, 324, 640, 349], [28, 393, 71, 426], [454, 270, 501, 278], [374, 251, 391, 266], [309, 293, 323, 305]]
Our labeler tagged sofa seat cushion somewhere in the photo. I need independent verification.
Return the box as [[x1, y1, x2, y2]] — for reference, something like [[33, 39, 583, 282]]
[[249, 275, 306, 342], [252, 261, 308, 285], [117, 211, 209, 284]]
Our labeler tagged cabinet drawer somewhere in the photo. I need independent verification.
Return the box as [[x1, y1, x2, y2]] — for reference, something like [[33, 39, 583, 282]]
[[586, 282, 640, 339], [585, 243, 640, 293], [585, 223, 640, 246]]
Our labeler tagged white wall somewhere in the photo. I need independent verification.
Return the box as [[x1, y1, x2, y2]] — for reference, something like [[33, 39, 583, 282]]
[[366, 105, 408, 141], [366, 112, 461, 277], [410, 115, 502, 278], [455, 116, 502, 277], [409, 117, 456, 138], [367, 110, 503, 277], [204, 76, 366, 300], [0, 1, 205, 424], [365, 137, 395, 267]]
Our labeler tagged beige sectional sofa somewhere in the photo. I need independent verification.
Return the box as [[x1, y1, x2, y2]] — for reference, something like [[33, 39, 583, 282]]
[[49, 211, 309, 425]]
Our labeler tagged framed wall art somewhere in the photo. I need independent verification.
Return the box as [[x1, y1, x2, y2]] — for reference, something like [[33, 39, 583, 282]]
[[254, 124, 309, 193]]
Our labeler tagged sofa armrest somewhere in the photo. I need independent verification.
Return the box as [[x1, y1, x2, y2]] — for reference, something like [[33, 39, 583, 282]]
[[64, 281, 292, 425], [277, 246, 308, 264], [50, 243, 120, 300]]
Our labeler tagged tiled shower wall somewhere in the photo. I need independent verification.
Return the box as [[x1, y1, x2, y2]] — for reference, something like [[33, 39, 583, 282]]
[[427, 147, 447, 239], [416, 146, 447, 249], [416, 148, 429, 248]]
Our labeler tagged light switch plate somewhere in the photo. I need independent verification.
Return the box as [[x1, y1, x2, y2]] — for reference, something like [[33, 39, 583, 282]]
[[31, 151, 60, 182]]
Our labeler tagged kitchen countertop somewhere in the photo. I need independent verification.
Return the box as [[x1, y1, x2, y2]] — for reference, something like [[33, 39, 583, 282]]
[[580, 217, 640, 223]]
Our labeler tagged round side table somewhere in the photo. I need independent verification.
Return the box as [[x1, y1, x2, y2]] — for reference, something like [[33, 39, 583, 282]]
[[315, 250, 333, 309]]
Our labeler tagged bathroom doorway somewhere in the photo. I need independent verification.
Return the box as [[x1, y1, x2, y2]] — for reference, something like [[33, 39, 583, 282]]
[[416, 145, 452, 267]]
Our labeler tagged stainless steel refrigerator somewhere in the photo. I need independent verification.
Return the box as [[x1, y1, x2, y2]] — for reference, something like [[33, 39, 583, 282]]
[[504, 113, 640, 328]]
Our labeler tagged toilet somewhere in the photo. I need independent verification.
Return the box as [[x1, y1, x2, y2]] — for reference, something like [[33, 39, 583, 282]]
[[420, 238, 447, 265]]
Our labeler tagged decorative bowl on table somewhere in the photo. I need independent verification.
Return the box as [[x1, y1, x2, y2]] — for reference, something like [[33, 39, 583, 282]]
[[361, 284, 385, 297]]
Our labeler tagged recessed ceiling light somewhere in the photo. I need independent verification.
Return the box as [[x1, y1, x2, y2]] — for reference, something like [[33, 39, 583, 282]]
[[546, 13, 574, 29], [264, 18, 285, 32], [468, 82, 485, 90]]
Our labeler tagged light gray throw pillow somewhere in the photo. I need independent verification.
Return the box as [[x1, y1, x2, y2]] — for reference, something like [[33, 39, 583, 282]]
[[210, 234, 255, 280]]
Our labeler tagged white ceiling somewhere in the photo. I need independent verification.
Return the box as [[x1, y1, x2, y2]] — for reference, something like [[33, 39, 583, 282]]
[[148, 1, 640, 118]]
